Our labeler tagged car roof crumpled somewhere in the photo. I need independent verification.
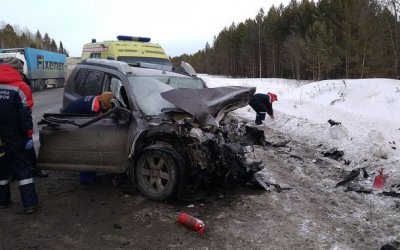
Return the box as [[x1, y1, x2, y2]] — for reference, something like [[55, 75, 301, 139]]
[[160, 86, 256, 127]]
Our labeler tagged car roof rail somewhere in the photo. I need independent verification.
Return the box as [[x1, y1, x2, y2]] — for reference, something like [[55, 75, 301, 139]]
[[81, 58, 132, 74], [128, 62, 173, 72]]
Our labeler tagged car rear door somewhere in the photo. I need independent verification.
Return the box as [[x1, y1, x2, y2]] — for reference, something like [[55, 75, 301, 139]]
[[37, 114, 129, 173]]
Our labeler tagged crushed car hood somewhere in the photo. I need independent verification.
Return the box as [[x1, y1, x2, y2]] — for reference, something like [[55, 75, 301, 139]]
[[160, 86, 256, 127]]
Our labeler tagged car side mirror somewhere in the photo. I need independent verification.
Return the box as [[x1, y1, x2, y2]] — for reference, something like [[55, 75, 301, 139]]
[[114, 108, 131, 124], [111, 99, 120, 109]]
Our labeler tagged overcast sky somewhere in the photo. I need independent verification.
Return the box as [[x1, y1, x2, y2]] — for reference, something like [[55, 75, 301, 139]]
[[0, 0, 290, 57]]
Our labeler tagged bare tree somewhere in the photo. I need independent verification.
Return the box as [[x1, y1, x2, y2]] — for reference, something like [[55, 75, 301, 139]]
[[380, 0, 400, 78], [13, 24, 21, 36], [256, 8, 264, 78]]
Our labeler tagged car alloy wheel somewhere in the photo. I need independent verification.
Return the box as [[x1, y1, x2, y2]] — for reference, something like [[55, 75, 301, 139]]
[[136, 149, 179, 201]]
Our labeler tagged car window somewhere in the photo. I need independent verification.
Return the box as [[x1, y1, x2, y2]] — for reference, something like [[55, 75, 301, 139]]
[[109, 77, 129, 108], [90, 53, 101, 58], [83, 70, 104, 96], [110, 77, 122, 97], [73, 69, 89, 96], [128, 76, 175, 115]]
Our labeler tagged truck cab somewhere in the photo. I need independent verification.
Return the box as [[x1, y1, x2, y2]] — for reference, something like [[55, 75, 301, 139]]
[[0, 48, 29, 76]]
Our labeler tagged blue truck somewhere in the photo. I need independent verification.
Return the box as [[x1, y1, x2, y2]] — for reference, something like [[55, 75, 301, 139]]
[[0, 47, 66, 91]]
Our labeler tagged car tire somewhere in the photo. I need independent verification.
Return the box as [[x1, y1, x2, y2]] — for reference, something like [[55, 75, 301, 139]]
[[135, 149, 179, 201], [37, 80, 46, 91], [57, 80, 64, 88]]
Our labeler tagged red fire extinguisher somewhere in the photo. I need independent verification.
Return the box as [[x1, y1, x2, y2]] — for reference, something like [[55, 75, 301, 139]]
[[373, 168, 385, 189], [178, 212, 205, 234]]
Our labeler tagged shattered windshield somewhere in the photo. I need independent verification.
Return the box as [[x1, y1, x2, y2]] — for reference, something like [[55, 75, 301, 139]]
[[167, 77, 204, 89], [134, 76, 204, 89], [128, 76, 176, 116], [128, 75, 205, 115]]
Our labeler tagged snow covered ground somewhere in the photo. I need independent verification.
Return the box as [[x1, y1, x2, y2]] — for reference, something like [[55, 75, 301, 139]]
[[200, 75, 400, 190]]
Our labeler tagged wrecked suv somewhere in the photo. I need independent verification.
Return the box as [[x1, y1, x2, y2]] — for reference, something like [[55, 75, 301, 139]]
[[38, 59, 260, 201]]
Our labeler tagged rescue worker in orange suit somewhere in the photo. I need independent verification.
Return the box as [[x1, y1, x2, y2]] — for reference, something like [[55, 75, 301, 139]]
[[63, 92, 116, 184], [0, 58, 40, 214], [249, 92, 278, 125]]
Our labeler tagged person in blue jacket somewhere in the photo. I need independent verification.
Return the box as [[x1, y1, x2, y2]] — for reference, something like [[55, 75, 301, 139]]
[[249, 92, 278, 125], [0, 58, 40, 214], [15, 59, 49, 178], [63, 92, 116, 114], [63, 92, 116, 184]]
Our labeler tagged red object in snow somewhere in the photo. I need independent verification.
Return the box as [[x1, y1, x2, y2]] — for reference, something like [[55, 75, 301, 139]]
[[373, 168, 385, 189], [178, 212, 205, 234]]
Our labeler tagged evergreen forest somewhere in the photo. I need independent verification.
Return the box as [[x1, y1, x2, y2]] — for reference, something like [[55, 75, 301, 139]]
[[0, 21, 68, 55], [172, 0, 400, 80]]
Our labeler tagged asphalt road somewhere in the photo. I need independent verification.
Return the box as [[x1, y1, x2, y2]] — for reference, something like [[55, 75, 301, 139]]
[[32, 87, 64, 145]]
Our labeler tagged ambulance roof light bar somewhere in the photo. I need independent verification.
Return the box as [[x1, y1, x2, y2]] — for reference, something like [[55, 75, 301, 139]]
[[117, 35, 151, 42]]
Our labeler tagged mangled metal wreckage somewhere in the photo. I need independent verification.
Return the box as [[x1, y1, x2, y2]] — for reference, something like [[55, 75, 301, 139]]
[[38, 85, 265, 201]]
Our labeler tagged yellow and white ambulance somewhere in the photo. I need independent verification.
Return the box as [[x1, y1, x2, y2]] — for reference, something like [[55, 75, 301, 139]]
[[81, 36, 172, 69]]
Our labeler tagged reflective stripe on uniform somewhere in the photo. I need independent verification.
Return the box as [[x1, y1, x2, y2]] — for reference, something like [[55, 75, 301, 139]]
[[0, 81, 29, 108], [91, 96, 101, 113], [19, 178, 33, 186], [0, 180, 9, 185]]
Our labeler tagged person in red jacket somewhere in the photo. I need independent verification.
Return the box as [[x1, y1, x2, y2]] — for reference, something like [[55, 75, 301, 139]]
[[0, 58, 39, 214]]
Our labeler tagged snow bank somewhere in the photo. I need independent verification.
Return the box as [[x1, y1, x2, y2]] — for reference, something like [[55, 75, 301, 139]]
[[200, 74, 400, 182]]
